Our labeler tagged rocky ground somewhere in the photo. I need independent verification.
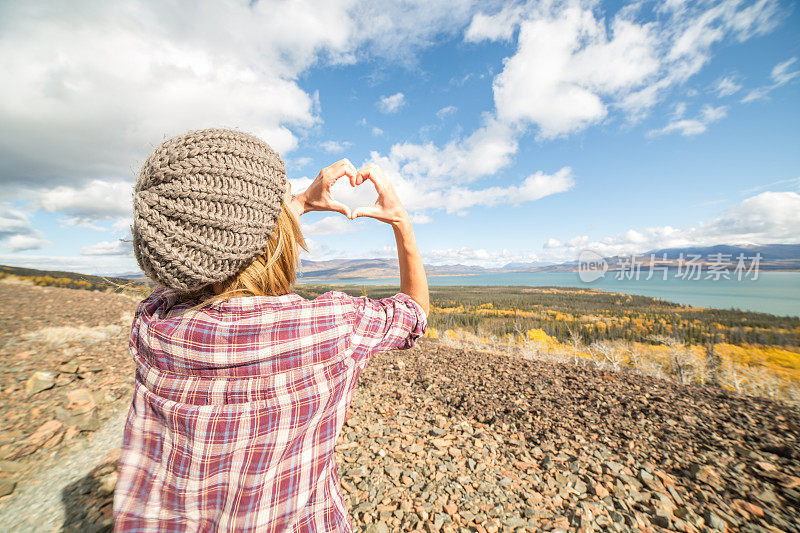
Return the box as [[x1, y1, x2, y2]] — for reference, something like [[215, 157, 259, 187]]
[[0, 280, 798, 532]]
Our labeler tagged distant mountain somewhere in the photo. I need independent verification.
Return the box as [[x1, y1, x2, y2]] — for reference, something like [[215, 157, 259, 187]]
[[500, 261, 556, 270], [647, 244, 800, 261], [299, 258, 491, 279], [7, 243, 798, 282], [611, 244, 800, 271]]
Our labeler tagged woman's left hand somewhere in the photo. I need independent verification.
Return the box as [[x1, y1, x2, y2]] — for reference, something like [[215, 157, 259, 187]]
[[291, 159, 357, 218]]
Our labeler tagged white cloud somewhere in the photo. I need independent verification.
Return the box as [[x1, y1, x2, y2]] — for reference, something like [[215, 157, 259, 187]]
[[464, 4, 524, 43], [4, 234, 49, 253], [468, 0, 781, 137], [543, 189, 800, 261], [648, 105, 727, 137], [0, 253, 138, 275], [60, 217, 106, 232], [371, 127, 384, 136], [0, 205, 49, 251], [544, 237, 563, 249], [319, 140, 353, 153], [412, 213, 433, 224], [493, 8, 660, 138], [0, 207, 34, 239], [378, 116, 519, 185], [712, 76, 742, 97], [37, 180, 132, 220], [377, 92, 406, 113], [287, 156, 313, 170], [301, 216, 357, 236], [441, 168, 575, 213], [81, 239, 133, 256], [436, 105, 457, 119], [0, 2, 333, 191], [0, 0, 478, 196], [425, 246, 542, 268], [360, 154, 574, 214], [112, 217, 133, 234], [771, 57, 799, 85], [742, 56, 799, 102], [378, 1, 752, 188]]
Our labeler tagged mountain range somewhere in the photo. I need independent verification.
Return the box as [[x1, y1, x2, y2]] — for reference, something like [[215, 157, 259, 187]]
[[296, 244, 800, 280], [72, 243, 800, 280]]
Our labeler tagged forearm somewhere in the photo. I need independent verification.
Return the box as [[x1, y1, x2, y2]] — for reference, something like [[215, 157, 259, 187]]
[[392, 218, 429, 315], [287, 193, 308, 219]]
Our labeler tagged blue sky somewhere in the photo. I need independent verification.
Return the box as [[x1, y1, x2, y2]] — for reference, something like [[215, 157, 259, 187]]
[[0, 0, 798, 274]]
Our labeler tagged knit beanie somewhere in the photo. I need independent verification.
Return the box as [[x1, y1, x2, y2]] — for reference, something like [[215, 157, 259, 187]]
[[132, 128, 288, 292]]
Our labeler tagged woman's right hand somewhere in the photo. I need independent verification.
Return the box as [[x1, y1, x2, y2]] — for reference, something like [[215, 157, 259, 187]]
[[348, 164, 409, 227], [295, 159, 357, 218]]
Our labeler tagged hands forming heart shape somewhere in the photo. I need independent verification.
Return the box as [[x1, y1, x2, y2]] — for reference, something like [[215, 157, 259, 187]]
[[292, 159, 409, 227]]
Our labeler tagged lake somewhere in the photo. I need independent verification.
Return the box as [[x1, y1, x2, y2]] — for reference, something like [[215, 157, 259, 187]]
[[298, 271, 800, 317]]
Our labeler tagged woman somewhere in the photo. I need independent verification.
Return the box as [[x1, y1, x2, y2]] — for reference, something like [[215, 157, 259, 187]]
[[114, 128, 429, 531]]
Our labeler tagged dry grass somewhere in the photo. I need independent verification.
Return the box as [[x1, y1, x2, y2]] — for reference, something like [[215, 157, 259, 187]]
[[21, 324, 126, 346], [0, 275, 34, 286]]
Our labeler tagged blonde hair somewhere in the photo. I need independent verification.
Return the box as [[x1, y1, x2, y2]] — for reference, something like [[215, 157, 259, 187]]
[[186, 203, 306, 310]]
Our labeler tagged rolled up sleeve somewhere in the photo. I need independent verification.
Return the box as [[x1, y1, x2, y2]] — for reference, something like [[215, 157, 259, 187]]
[[345, 292, 427, 361]]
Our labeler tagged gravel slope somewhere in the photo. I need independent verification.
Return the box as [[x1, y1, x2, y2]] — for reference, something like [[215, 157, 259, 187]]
[[1, 282, 798, 532]]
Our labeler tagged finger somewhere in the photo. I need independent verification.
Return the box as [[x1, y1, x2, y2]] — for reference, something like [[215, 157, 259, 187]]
[[326, 166, 356, 187], [356, 166, 387, 194], [351, 206, 382, 219], [332, 158, 357, 177], [327, 200, 352, 218], [323, 159, 355, 179]]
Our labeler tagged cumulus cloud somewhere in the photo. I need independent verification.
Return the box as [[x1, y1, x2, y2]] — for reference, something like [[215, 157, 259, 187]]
[[0, 0, 477, 194], [4, 234, 50, 253], [81, 239, 133, 256], [37, 180, 133, 221], [0, 253, 138, 275], [0, 206, 49, 252], [493, 7, 660, 138], [377, 93, 406, 113], [466, 0, 781, 137], [378, 117, 519, 185], [425, 246, 542, 267], [464, 3, 525, 42], [301, 216, 358, 236], [543, 190, 800, 261]]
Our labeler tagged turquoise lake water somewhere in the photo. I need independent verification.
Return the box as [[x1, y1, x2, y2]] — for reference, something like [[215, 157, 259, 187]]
[[298, 271, 800, 318]]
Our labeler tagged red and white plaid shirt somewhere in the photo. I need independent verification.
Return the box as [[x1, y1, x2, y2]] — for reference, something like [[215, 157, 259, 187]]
[[114, 286, 426, 532]]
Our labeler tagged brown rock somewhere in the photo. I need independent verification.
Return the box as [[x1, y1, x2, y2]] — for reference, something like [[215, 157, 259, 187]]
[[590, 482, 609, 499], [67, 388, 96, 412], [0, 479, 16, 497], [10, 419, 63, 458], [25, 371, 55, 396]]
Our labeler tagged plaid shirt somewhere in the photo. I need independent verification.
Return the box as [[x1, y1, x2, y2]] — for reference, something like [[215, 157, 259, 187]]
[[114, 286, 426, 532]]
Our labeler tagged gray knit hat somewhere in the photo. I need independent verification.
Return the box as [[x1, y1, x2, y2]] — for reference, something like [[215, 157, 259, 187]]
[[132, 128, 288, 292]]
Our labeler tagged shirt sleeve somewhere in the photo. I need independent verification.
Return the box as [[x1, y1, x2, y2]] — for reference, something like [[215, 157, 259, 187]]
[[343, 292, 427, 359]]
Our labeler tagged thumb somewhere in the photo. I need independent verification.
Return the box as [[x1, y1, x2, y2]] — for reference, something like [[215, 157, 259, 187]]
[[350, 206, 381, 219], [327, 200, 351, 219]]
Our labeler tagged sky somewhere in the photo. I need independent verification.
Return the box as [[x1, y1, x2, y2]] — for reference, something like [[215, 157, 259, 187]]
[[0, 0, 799, 274]]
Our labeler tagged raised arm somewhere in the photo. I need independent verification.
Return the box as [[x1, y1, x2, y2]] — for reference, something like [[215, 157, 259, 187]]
[[349, 164, 429, 315]]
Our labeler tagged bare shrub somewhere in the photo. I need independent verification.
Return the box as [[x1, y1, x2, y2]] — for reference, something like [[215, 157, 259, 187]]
[[648, 335, 704, 385], [588, 341, 625, 371]]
